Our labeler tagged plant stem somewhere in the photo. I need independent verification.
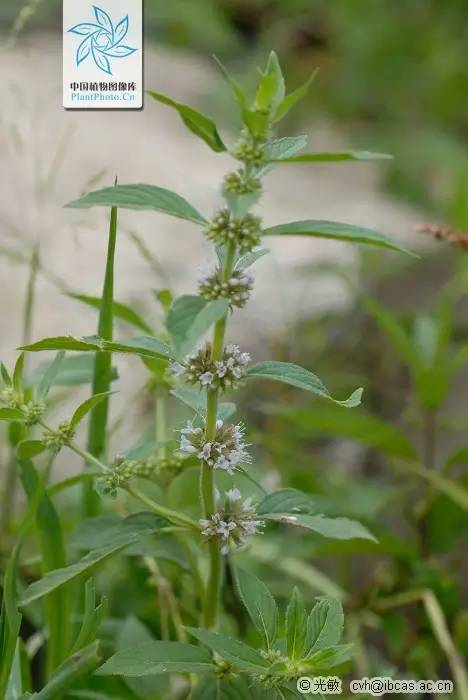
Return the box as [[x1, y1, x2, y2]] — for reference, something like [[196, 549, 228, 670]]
[[155, 390, 167, 459], [126, 484, 200, 531], [201, 242, 236, 629], [418, 407, 437, 556]]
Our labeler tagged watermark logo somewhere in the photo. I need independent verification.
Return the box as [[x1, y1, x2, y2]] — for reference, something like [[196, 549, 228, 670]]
[[68, 5, 137, 75], [63, 0, 143, 109]]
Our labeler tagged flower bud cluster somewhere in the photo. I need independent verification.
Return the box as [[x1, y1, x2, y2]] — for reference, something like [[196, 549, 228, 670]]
[[22, 400, 46, 426], [200, 488, 265, 555], [0, 387, 23, 409], [99, 454, 185, 496], [222, 170, 261, 196], [172, 344, 250, 392], [232, 134, 265, 168], [199, 268, 254, 309], [205, 208, 262, 253], [42, 421, 75, 451], [179, 419, 250, 473]]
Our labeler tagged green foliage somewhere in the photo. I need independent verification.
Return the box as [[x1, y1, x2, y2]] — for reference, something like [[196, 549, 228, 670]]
[[67, 183, 206, 224], [246, 360, 362, 407], [264, 220, 413, 254], [148, 91, 227, 152], [3, 50, 464, 700]]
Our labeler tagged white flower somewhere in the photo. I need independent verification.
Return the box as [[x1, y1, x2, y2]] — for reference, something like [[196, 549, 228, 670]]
[[226, 487, 242, 502], [199, 489, 265, 555], [199, 371, 214, 386]]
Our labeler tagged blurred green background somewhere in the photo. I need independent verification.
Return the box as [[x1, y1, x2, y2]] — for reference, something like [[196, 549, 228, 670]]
[[4, 0, 468, 225]]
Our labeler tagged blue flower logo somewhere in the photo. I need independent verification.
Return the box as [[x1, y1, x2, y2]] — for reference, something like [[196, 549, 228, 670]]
[[68, 5, 137, 75]]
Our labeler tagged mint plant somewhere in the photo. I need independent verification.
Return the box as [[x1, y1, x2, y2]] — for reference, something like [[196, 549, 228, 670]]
[[0, 53, 407, 699]]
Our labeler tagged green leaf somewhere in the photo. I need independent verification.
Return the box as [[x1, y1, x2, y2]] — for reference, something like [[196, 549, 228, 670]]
[[0, 408, 26, 422], [213, 55, 249, 111], [304, 598, 344, 656], [234, 248, 269, 271], [32, 354, 118, 388], [263, 513, 377, 542], [270, 150, 393, 164], [101, 336, 173, 360], [13, 353, 25, 392], [70, 513, 167, 551], [33, 642, 102, 700], [66, 184, 206, 224], [18, 458, 69, 673], [254, 51, 285, 114], [16, 440, 46, 461], [70, 392, 113, 429], [263, 220, 414, 255], [19, 514, 161, 606], [70, 580, 107, 654], [246, 361, 362, 407], [273, 70, 318, 122], [148, 91, 226, 153], [286, 588, 307, 660], [1, 362, 12, 386], [257, 489, 314, 516], [263, 136, 308, 161], [167, 295, 229, 355], [68, 294, 153, 334], [20, 337, 102, 353], [96, 641, 214, 676], [186, 628, 269, 673], [36, 351, 65, 400], [235, 568, 278, 649], [300, 644, 353, 672], [0, 544, 22, 698]]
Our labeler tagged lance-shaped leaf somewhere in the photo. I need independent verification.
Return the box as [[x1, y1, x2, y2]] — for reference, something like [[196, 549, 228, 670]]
[[246, 361, 362, 407], [254, 51, 285, 115], [273, 70, 318, 122], [19, 514, 162, 606], [263, 220, 413, 255], [0, 408, 26, 423], [268, 150, 393, 164], [66, 184, 206, 225], [257, 489, 314, 516], [263, 512, 377, 542], [21, 336, 172, 361], [286, 588, 307, 660], [301, 644, 353, 673], [97, 641, 214, 676], [235, 568, 278, 649], [304, 598, 344, 657], [148, 91, 226, 153], [186, 628, 269, 673], [167, 296, 229, 356], [101, 336, 173, 360], [36, 352, 65, 400], [20, 337, 102, 353], [32, 641, 102, 700], [70, 391, 113, 429], [263, 135, 308, 161]]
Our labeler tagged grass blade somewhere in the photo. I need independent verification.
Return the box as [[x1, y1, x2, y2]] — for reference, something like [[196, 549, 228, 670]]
[[83, 204, 118, 517], [18, 458, 70, 675]]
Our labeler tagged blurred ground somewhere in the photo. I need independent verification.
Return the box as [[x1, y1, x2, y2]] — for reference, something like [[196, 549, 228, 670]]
[[0, 35, 422, 368]]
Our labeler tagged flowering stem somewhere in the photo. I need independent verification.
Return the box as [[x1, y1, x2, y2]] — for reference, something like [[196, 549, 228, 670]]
[[201, 242, 236, 628]]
